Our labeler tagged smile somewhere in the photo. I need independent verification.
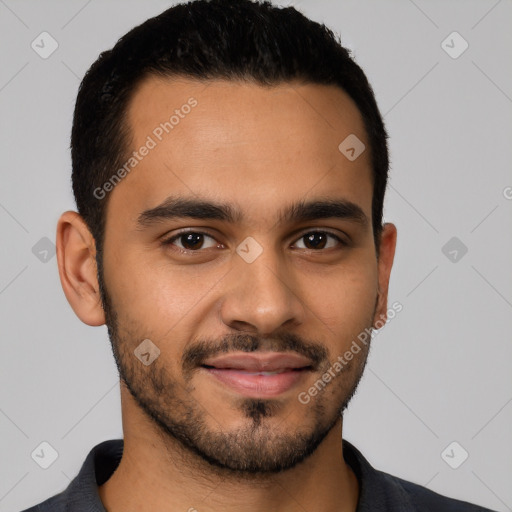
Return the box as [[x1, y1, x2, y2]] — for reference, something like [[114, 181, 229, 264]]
[[200, 361, 312, 398]]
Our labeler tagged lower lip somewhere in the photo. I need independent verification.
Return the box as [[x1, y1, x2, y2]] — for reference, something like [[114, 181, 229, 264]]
[[203, 367, 309, 398]]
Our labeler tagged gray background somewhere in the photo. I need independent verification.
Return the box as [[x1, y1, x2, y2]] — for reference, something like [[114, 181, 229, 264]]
[[1, 0, 511, 510]]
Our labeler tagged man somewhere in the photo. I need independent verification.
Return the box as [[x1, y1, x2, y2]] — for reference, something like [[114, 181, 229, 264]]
[[21, 0, 496, 511]]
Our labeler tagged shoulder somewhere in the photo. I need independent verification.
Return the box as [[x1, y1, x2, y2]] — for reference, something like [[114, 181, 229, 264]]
[[342, 439, 496, 512], [391, 473, 496, 511], [18, 439, 123, 512], [19, 490, 68, 512]]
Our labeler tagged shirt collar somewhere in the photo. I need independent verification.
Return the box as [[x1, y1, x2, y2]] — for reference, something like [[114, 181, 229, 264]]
[[63, 437, 414, 512], [342, 439, 414, 511]]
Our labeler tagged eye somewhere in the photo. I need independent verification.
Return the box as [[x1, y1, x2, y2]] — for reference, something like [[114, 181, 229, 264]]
[[292, 231, 345, 250], [162, 231, 221, 252], [161, 229, 346, 254]]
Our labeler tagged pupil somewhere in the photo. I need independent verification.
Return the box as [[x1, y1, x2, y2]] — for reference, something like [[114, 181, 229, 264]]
[[305, 233, 326, 249], [182, 233, 203, 250], [179, 233, 328, 250]]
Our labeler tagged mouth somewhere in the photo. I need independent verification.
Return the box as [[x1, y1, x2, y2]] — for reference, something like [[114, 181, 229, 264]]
[[199, 352, 314, 398]]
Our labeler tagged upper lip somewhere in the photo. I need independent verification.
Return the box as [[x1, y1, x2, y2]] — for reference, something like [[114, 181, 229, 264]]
[[202, 352, 314, 372]]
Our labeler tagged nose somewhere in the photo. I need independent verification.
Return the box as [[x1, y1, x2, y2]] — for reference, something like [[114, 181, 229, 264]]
[[220, 246, 305, 335]]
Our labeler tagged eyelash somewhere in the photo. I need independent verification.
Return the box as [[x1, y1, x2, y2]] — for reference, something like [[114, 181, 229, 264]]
[[161, 229, 347, 253]]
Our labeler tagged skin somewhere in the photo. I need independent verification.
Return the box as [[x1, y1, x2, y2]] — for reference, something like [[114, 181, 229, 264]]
[[57, 76, 397, 512]]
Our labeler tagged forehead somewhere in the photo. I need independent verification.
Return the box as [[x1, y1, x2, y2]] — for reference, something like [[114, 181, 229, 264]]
[[107, 75, 373, 227]]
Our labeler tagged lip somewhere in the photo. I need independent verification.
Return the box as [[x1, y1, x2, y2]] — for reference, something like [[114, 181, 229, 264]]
[[203, 367, 309, 398], [202, 352, 314, 372], [201, 352, 314, 398]]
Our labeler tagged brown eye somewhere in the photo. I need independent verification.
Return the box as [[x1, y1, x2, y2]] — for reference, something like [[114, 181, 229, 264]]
[[162, 231, 218, 251], [293, 231, 344, 250]]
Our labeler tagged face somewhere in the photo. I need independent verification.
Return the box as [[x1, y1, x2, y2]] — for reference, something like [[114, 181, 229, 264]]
[[96, 76, 393, 474]]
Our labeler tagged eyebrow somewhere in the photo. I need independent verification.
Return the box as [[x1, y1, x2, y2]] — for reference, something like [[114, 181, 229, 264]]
[[137, 195, 368, 229]]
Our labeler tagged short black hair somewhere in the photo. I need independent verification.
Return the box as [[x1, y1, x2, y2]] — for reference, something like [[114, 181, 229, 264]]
[[71, 0, 389, 263]]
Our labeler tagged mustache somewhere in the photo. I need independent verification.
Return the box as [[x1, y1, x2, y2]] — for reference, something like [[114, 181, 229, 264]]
[[182, 332, 328, 374]]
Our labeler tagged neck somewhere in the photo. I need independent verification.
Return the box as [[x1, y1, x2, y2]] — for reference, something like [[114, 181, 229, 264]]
[[99, 387, 359, 512]]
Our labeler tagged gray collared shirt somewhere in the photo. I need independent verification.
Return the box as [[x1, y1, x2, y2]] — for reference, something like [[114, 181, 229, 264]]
[[20, 438, 496, 511]]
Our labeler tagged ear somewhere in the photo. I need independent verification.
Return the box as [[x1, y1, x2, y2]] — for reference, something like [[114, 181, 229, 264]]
[[56, 211, 106, 326], [373, 222, 397, 328]]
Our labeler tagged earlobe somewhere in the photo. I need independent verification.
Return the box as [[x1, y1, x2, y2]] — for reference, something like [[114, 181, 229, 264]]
[[56, 211, 106, 326], [373, 222, 397, 329]]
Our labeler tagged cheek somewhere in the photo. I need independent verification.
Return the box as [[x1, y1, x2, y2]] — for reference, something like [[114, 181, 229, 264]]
[[103, 247, 228, 340], [103, 238, 378, 353], [305, 259, 378, 347]]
